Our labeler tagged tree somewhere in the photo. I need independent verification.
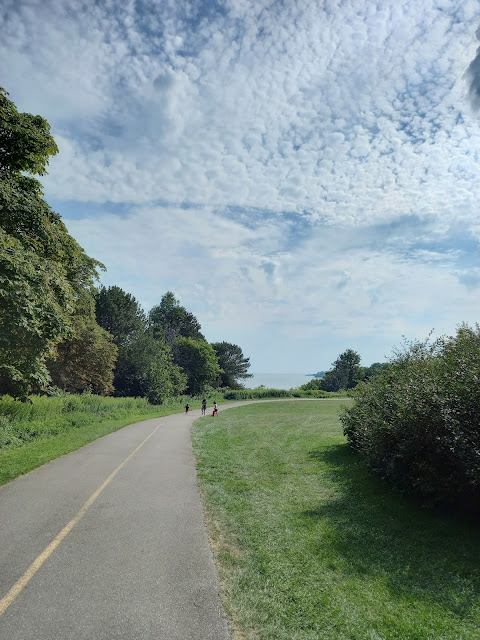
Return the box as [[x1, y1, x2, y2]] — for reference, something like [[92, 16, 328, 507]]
[[0, 87, 58, 174], [173, 337, 220, 395], [149, 291, 204, 345], [95, 286, 146, 347], [211, 341, 252, 389], [47, 294, 117, 395], [362, 362, 389, 380], [0, 88, 102, 398], [114, 331, 186, 403], [145, 346, 187, 404], [320, 349, 363, 391]]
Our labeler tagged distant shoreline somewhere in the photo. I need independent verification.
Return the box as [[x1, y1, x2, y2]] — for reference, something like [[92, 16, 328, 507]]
[[245, 373, 324, 390]]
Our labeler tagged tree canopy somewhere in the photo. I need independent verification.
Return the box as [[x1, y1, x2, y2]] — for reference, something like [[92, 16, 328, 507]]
[[95, 285, 146, 347], [173, 337, 220, 395], [320, 349, 363, 392], [0, 87, 58, 175], [47, 293, 117, 395], [0, 89, 102, 398], [211, 341, 252, 389], [113, 331, 186, 403], [0, 88, 253, 402], [149, 291, 204, 345], [93, 289, 251, 401]]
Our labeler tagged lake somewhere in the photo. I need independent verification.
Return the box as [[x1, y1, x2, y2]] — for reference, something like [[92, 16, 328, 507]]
[[244, 373, 316, 390]]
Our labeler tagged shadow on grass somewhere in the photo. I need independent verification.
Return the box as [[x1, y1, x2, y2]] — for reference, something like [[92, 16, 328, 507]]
[[304, 444, 480, 619]]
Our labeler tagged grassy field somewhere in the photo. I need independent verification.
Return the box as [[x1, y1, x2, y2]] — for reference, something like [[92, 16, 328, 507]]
[[0, 390, 327, 487], [192, 400, 480, 640], [0, 394, 201, 486]]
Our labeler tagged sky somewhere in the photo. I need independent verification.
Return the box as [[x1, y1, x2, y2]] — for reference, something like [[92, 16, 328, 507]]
[[2, 0, 480, 373]]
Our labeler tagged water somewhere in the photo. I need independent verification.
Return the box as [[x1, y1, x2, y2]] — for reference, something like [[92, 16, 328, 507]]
[[244, 373, 316, 390]]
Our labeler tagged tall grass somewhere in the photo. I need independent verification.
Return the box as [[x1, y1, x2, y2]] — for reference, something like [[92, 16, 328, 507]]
[[222, 388, 347, 400], [0, 394, 190, 448], [222, 388, 292, 400]]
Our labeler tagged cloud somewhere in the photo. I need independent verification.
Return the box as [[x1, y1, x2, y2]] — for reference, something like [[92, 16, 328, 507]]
[[1, 0, 478, 230], [467, 26, 480, 109], [2, 0, 480, 370], [63, 202, 480, 370]]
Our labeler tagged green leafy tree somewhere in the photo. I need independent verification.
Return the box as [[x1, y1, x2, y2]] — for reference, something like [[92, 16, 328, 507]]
[[47, 294, 117, 395], [173, 337, 220, 395], [211, 341, 252, 389], [0, 88, 102, 398], [95, 285, 146, 347], [0, 87, 58, 174], [114, 332, 186, 403], [145, 348, 187, 404], [149, 291, 204, 345], [320, 349, 363, 391], [362, 362, 389, 380]]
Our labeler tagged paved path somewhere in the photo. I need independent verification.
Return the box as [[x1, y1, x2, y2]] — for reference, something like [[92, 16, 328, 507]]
[[0, 404, 252, 640]]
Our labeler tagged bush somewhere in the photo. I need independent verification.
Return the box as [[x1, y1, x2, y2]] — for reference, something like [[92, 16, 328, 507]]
[[299, 378, 324, 391], [340, 324, 480, 513]]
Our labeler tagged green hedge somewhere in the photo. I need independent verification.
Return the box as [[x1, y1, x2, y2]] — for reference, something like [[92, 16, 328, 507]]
[[340, 324, 480, 514]]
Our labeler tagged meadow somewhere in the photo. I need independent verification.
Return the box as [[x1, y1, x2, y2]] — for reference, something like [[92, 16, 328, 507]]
[[192, 400, 480, 640]]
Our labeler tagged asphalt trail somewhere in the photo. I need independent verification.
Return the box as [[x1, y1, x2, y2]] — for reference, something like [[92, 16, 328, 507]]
[[0, 405, 237, 640]]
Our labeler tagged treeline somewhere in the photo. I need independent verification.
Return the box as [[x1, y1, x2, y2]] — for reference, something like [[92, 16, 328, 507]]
[[92, 287, 252, 402], [0, 88, 251, 402], [300, 349, 389, 393]]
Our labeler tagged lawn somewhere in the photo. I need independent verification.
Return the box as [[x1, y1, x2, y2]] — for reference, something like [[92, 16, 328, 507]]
[[192, 400, 480, 640]]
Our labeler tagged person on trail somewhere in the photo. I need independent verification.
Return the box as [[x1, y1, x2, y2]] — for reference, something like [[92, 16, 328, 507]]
[[213, 401, 218, 417], [185, 403, 189, 414], [201, 398, 207, 415]]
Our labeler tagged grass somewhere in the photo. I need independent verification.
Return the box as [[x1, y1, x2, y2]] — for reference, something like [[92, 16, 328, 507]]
[[222, 388, 347, 400], [0, 389, 319, 487], [0, 393, 201, 486], [192, 400, 480, 640]]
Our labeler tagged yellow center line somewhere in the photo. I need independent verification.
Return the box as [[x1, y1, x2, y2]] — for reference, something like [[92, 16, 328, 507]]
[[0, 421, 164, 618]]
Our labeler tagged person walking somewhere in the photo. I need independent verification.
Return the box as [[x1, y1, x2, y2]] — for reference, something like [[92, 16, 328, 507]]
[[201, 398, 207, 416], [185, 403, 190, 414], [213, 401, 218, 417]]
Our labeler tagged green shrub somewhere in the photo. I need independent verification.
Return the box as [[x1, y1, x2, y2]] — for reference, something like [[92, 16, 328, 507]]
[[340, 324, 480, 513], [299, 378, 324, 391]]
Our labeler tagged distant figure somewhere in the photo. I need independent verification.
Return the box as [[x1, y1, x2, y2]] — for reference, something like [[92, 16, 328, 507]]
[[201, 398, 207, 415], [213, 401, 218, 417], [185, 403, 189, 414]]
